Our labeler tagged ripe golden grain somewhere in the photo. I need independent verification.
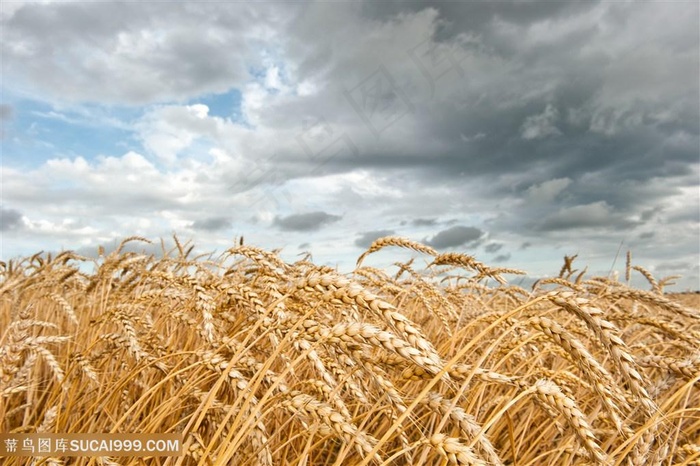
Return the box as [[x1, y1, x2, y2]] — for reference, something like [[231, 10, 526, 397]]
[[0, 236, 698, 465]]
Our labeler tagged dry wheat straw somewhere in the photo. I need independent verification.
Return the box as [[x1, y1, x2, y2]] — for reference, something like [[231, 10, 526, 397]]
[[527, 316, 629, 425], [282, 391, 382, 463], [356, 236, 438, 267], [529, 379, 610, 465], [423, 392, 503, 465], [427, 433, 487, 466], [548, 291, 657, 415], [1, 238, 698, 466], [637, 354, 700, 380]]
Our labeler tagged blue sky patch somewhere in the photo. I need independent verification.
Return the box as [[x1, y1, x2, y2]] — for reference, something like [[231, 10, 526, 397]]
[[192, 88, 243, 120], [3, 98, 141, 168]]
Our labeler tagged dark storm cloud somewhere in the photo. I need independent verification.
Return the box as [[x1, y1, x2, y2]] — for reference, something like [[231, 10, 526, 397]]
[[426, 226, 483, 249], [274, 212, 341, 232], [0, 207, 23, 231], [191, 217, 231, 232], [404, 98, 697, 200], [361, 0, 599, 45], [354, 230, 395, 249], [344, 2, 698, 234]]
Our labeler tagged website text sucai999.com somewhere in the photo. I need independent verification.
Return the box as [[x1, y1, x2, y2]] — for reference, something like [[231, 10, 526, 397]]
[[0, 433, 182, 457]]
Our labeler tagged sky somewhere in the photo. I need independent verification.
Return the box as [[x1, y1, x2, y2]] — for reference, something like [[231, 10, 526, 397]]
[[1, 0, 699, 290]]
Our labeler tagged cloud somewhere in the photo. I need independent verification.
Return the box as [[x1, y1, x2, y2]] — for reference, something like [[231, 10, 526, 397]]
[[0, 1, 698, 290], [354, 229, 395, 249], [0, 104, 12, 120], [190, 217, 231, 232], [0, 104, 12, 139], [484, 243, 503, 253], [412, 218, 438, 227], [274, 211, 342, 232], [460, 132, 486, 143], [426, 226, 484, 249], [1, 2, 276, 104], [538, 201, 633, 231], [520, 104, 562, 140], [655, 261, 693, 273], [136, 104, 219, 163], [493, 253, 511, 263], [1, 207, 24, 231], [639, 207, 662, 222], [526, 178, 572, 203]]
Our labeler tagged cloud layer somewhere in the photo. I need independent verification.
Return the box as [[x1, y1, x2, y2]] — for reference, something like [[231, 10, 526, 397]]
[[274, 212, 342, 232], [1, 1, 698, 289]]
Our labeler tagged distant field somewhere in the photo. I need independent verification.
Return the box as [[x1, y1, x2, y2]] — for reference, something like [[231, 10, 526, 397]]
[[1, 236, 698, 465]]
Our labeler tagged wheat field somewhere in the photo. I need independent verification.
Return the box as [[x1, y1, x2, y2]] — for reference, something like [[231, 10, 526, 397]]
[[1, 235, 698, 465]]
